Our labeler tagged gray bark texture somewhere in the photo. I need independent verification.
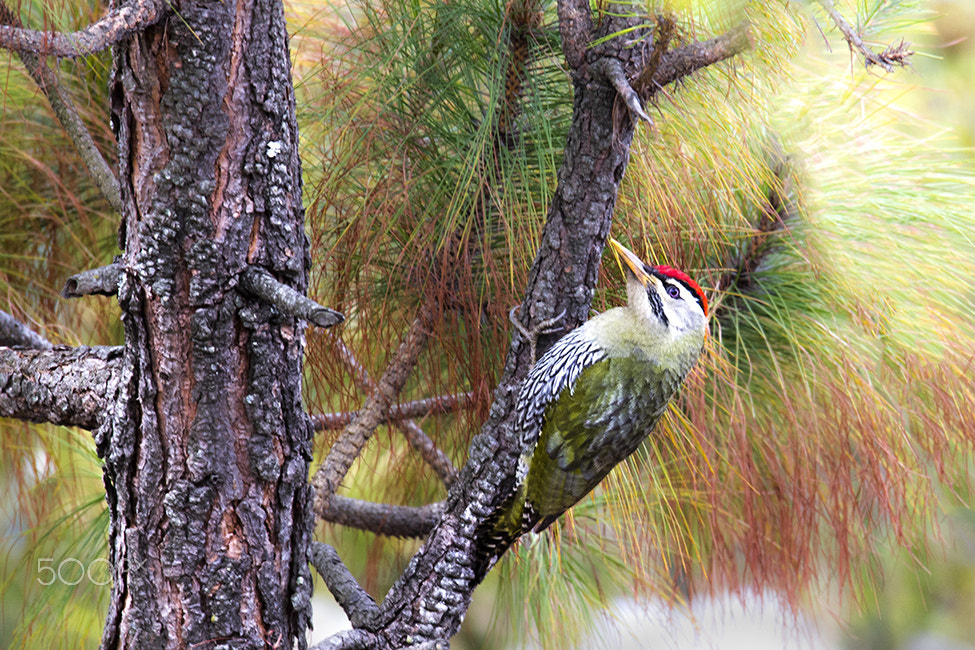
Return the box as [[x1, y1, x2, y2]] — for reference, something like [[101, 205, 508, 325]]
[[96, 0, 314, 646], [0, 345, 122, 428]]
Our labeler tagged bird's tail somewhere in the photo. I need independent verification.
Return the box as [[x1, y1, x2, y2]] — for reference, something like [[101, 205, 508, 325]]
[[472, 485, 530, 582]]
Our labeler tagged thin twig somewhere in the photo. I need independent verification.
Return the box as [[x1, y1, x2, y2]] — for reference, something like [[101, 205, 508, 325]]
[[0, 0, 123, 214], [311, 392, 473, 431], [817, 0, 913, 72], [0, 0, 163, 58], [329, 336, 459, 487]]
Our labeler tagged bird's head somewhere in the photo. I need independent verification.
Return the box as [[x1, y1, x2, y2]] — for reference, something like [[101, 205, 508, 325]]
[[608, 238, 708, 336]]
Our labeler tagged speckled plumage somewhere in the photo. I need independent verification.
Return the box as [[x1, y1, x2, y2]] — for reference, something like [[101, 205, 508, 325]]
[[479, 239, 708, 565]]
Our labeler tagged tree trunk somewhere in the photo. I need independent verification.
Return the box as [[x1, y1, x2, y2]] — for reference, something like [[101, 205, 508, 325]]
[[97, 0, 313, 646]]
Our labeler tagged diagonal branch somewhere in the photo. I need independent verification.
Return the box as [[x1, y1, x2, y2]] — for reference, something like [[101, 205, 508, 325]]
[[309, 542, 380, 628], [817, 0, 913, 72], [0, 0, 164, 58], [0, 310, 53, 350], [595, 57, 651, 124], [650, 22, 752, 92], [329, 336, 459, 487], [0, 345, 123, 429], [240, 266, 345, 328], [312, 303, 438, 512]]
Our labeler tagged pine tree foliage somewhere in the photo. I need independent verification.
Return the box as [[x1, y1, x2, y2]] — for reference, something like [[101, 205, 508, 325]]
[[1, 0, 119, 645], [300, 0, 570, 582], [2, 0, 975, 646], [294, 0, 975, 645]]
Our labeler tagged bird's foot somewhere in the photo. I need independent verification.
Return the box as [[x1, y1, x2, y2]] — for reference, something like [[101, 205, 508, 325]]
[[509, 305, 567, 365]]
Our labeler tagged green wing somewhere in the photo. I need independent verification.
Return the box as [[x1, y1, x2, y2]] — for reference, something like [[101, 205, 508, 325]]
[[524, 355, 677, 531]]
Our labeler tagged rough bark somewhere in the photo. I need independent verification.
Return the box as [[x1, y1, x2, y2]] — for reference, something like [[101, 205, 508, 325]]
[[96, 0, 314, 646], [0, 345, 123, 429]]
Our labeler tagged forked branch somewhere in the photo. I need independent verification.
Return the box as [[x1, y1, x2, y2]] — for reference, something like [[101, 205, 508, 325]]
[[328, 336, 459, 487]]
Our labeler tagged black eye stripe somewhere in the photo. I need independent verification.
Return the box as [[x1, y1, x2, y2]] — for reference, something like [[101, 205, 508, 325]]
[[646, 285, 669, 327]]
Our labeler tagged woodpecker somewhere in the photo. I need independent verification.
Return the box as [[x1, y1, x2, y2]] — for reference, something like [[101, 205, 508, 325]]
[[479, 238, 708, 568]]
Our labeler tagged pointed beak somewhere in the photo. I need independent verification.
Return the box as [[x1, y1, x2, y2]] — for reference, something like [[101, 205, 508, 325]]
[[608, 238, 652, 287]]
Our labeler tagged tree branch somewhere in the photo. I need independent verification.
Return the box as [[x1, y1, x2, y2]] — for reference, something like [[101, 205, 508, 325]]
[[714, 141, 797, 305], [634, 13, 675, 94], [0, 0, 163, 58], [309, 542, 379, 628], [0, 345, 123, 429], [312, 303, 437, 511], [310, 629, 380, 650], [651, 22, 752, 91], [817, 0, 913, 72], [62, 262, 122, 298], [0, 0, 123, 214], [240, 266, 345, 328], [0, 310, 52, 350], [318, 496, 444, 539], [329, 336, 459, 487]]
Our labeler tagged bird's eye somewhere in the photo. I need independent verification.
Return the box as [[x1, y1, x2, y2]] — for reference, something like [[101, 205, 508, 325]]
[[666, 285, 681, 299]]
